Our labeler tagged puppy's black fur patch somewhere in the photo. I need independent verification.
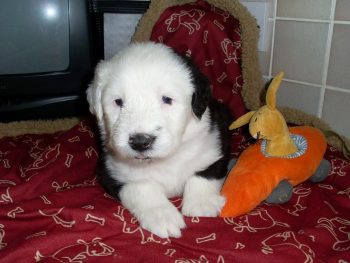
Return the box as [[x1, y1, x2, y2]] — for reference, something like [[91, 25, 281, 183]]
[[196, 99, 233, 180], [179, 54, 233, 180], [179, 55, 211, 120], [96, 151, 123, 199]]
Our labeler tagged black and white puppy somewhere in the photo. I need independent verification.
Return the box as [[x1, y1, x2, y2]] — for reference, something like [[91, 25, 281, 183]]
[[86, 42, 232, 238]]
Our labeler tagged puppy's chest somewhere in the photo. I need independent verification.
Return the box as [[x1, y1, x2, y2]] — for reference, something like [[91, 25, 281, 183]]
[[117, 139, 221, 196], [121, 158, 196, 197]]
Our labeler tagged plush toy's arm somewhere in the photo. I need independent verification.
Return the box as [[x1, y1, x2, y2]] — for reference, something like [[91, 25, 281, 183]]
[[229, 111, 256, 130]]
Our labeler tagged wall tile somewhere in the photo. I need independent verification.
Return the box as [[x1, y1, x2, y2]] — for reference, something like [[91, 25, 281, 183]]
[[267, 0, 275, 18], [322, 89, 350, 137], [272, 20, 328, 84], [258, 19, 274, 75], [335, 0, 350, 21], [277, 0, 332, 20], [277, 81, 321, 116], [104, 13, 142, 59], [259, 51, 270, 76], [327, 24, 350, 90]]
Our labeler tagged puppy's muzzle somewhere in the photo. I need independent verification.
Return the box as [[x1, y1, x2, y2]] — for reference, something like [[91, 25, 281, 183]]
[[129, 133, 156, 152]]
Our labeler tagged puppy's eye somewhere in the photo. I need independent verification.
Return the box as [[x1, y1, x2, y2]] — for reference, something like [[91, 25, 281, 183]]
[[114, 98, 124, 107], [162, 96, 173, 105]]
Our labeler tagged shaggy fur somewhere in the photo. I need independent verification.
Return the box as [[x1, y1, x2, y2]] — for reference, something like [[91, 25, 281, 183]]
[[87, 42, 232, 238]]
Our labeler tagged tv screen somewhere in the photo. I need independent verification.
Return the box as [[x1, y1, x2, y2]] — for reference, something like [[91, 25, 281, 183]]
[[0, 0, 70, 75], [0, 0, 96, 121]]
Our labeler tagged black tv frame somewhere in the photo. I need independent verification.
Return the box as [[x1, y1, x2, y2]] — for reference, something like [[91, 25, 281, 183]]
[[91, 0, 150, 14]]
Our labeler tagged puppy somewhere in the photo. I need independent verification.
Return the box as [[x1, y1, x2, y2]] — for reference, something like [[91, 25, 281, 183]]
[[87, 42, 232, 238]]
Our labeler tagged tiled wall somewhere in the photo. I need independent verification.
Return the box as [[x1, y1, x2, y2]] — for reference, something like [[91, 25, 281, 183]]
[[254, 0, 350, 138], [104, 13, 142, 60], [104, 0, 350, 138]]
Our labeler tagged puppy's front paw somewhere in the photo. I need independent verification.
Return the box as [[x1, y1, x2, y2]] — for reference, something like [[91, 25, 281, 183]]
[[139, 205, 186, 238], [182, 194, 226, 217]]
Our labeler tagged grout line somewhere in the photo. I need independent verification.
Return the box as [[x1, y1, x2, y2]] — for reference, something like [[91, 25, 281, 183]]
[[275, 17, 330, 23], [271, 17, 350, 25], [262, 75, 350, 94], [324, 85, 350, 94], [277, 78, 323, 88], [334, 20, 350, 25], [318, 0, 337, 118]]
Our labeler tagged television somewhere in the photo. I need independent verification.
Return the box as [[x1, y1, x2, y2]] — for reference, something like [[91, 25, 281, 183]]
[[0, 0, 97, 121]]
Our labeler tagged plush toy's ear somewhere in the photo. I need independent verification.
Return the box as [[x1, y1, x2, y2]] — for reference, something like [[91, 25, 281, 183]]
[[266, 71, 284, 110], [229, 111, 256, 130], [86, 60, 112, 122]]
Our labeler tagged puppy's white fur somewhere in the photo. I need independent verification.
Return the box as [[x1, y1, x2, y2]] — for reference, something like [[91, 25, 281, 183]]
[[87, 42, 227, 238]]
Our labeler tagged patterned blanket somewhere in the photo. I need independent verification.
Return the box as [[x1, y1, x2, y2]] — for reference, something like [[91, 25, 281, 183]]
[[0, 120, 349, 262]]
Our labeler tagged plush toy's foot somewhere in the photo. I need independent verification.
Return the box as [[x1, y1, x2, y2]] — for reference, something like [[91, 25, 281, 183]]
[[309, 159, 331, 183], [265, 180, 293, 204], [227, 159, 237, 172]]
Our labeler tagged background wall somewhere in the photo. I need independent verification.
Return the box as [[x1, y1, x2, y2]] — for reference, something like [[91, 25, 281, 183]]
[[104, 13, 142, 59], [242, 0, 350, 138], [104, 0, 350, 138]]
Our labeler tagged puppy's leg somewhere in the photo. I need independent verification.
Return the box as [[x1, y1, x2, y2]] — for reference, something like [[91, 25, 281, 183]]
[[182, 176, 226, 217], [182, 156, 228, 217], [120, 181, 186, 238]]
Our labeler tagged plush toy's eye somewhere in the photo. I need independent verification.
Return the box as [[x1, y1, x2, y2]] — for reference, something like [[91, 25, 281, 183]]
[[162, 96, 173, 105], [254, 117, 258, 122], [114, 98, 124, 107]]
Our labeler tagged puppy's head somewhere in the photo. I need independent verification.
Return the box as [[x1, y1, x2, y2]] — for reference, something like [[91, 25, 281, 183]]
[[87, 42, 210, 162]]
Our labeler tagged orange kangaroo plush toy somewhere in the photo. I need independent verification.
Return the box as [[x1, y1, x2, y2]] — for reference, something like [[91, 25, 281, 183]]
[[220, 72, 330, 218]]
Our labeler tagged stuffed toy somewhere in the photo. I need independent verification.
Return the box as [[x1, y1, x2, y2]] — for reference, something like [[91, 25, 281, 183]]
[[220, 72, 331, 217]]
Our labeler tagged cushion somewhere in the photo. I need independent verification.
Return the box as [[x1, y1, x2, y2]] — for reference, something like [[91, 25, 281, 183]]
[[149, 0, 246, 119]]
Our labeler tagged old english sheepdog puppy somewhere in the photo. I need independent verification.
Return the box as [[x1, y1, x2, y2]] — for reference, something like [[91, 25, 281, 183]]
[[87, 42, 232, 238]]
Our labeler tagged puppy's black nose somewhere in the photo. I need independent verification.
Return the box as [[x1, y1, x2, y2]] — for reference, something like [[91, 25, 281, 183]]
[[129, 133, 156, 152]]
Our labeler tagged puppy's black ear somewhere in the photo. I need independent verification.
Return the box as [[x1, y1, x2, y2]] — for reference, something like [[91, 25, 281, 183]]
[[181, 55, 211, 119]]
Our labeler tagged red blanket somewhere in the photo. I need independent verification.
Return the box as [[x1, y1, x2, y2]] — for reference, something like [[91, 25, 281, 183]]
[[0, 120, 349, 262]]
